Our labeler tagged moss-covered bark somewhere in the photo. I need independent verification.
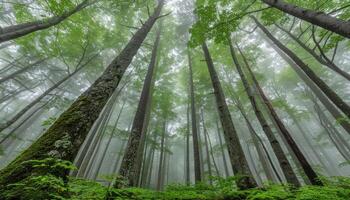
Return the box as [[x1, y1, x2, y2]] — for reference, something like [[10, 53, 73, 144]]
[[0, 0, 164, 187]]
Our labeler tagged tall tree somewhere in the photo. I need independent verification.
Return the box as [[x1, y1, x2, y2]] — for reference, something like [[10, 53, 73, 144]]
[[228, 40, 299, 186], [202, 42, 257, 189], [188, 50, 202, 183], [0, 0, 97, 43], [0, 0, 165, 186], [119, 24, 162, 187]]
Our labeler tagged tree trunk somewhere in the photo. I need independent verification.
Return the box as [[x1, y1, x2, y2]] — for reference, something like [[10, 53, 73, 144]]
[[119, 24, 162, 186], [237, 42, 323, 186], [0, 0, 95, 43], [229, 40, 299, 186], [188, 50, 202, 183], [262, 0, 350, 39], [275, 24, 350, 81], [202, 42, 257, 189], [253, 16, 350, 121], [0, 0, 164, 187]]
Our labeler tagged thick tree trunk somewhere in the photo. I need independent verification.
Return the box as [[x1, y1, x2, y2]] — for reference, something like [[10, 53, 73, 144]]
[[119, 24, 162, 187], [237, 43, 322, 186], [202, 42, 257, 189], [261, 0, 350, 39], [264, 32, 350, 135], [229, 40, 299, 186], [0, 1, 164, 187], [253, 16, 350, 121], [275, 24, 350, 81], [0, 0, 95, 43], [188, 50, 202, 183]]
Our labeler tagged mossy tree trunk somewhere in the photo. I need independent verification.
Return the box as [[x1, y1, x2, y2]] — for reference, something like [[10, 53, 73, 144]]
[[0, 0, 164, 187]]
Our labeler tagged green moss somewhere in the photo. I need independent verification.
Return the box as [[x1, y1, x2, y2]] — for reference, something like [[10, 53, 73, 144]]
[[2, 158, 350, 200]]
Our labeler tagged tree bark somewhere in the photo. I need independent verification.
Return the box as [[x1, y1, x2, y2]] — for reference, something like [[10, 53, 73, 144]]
[[261, 0, 350, 39], [229, 40, 299, 186], [0, 0, 96, 43], [119, 24, 162, 187], [237, 42, 322, 186], [188, 50, 202, 183], [253, 16, 350, 128], [202, 42, 257, 189], [0, 0, 164, 187]]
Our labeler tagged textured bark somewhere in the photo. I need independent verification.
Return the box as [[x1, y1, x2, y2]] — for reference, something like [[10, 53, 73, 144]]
[[188, 50, 202, 183], [262, 0, 350, 38], [237, 43, 322, 186], [229, 40, 299, 186], [202, 42, 257, 189], [254, 16, 350, 129], [0, 64, 86, 135], [265, 33, 350, 135], [119, 24, 162, 186], [275, 24, 350, 81], [0, 0, 95, 43], [0, 58, 46, 84], [0, 1, 163, 186]]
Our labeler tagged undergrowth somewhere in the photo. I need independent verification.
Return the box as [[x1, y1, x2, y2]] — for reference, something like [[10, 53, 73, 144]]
[[1, 158, 350, 200]]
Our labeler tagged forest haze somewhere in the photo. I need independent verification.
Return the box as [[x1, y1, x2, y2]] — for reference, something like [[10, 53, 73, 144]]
[[0, 0, 350, 199]]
